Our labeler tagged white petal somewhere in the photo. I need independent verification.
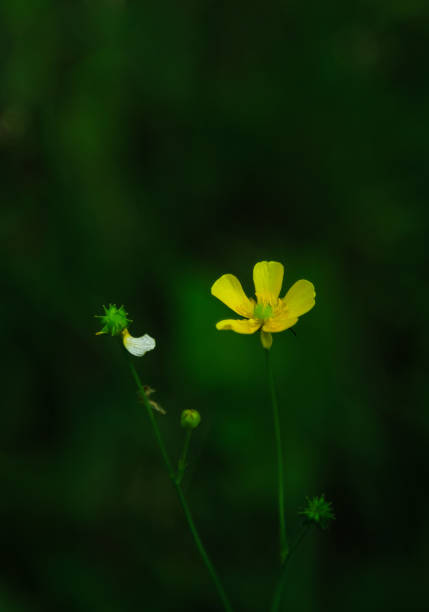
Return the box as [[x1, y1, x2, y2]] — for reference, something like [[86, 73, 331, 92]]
[[123, 332, 156, 357]]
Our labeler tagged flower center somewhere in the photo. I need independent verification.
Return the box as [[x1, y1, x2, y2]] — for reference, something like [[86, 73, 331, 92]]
[[254, 303, 273, 320]]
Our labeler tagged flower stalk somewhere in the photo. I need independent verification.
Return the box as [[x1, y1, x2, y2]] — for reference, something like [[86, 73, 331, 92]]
[[264, 347, 288, 564]]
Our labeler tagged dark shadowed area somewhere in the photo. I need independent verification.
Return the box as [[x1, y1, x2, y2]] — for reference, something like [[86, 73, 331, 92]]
[[1, 1, 428, 610]]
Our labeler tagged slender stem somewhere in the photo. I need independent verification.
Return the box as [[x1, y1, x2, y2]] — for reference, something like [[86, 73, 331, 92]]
[[174, 484, 233, 611], [129, 361, 175, 479], [270, 525, 312, 612], [177, 429, 192, 485], [128, 360, 234, 612], [264, 348, 288, 563]]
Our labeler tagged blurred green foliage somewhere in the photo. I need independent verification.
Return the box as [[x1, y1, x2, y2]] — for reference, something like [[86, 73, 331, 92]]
[[1, 0, 428, 610]]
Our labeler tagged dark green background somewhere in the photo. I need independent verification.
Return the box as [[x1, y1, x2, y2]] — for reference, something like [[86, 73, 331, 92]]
[[1, 1, 427, 610]]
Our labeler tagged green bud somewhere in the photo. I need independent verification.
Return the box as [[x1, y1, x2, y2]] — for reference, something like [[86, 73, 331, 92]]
[[299, 494, 335, 530], [95, 304, 132, 336], [181, 409, 201, 430], [260, 330, 273, 350]]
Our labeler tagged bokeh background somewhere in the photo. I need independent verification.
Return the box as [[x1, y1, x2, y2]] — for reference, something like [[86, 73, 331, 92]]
[[1, 1, 428, 610]]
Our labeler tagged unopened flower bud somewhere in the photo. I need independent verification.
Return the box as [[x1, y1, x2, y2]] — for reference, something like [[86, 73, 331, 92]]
[[299, 494, 335, 530], [181, 409, 201, 430]]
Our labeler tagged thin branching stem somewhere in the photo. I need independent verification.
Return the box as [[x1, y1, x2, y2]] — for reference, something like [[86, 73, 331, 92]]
[[128, 360, 234, 612], [270, 525, 312, 612]]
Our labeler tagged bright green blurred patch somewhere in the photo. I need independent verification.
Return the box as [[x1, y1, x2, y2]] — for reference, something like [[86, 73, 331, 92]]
[[173, 269, 262, 387]]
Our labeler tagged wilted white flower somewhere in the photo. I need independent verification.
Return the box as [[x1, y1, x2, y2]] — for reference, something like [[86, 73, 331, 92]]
[[122, 329, 156, 357]]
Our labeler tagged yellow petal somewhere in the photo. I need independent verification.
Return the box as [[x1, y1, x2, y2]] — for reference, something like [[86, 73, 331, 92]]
[[282, 279, 315, 317], [215, 318, 261, 334], [253, 261, 284, 304], [211, 274, 254, 317], [262, 314, 298, 333]]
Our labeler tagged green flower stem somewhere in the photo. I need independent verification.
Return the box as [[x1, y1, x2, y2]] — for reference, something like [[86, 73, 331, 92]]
[[128, 360, 234, 612], [177, 429, 192, 485], [270, 525, 312, 612], [264, 348, 288, 564]]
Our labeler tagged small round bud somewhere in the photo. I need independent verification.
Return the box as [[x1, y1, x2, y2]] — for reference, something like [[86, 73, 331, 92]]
[[95, 304, 132, 336], [181, 409, 201, 430]]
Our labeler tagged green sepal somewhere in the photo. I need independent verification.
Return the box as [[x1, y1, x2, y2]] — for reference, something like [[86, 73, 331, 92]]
[[260, 330, 273, 350]]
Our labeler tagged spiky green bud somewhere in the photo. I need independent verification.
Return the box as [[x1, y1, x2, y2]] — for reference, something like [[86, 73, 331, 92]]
[[95, 304, 132, 336], [181, 409, 201, 430], [299, 494, 335, 530]]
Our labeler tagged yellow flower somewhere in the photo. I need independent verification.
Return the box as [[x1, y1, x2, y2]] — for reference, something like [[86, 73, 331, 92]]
[[211, 261, 315, 336]]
